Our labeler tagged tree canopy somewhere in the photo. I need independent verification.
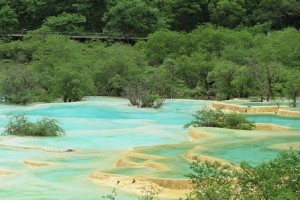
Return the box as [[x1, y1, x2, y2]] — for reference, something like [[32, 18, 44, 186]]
[[0, 0, 300, 107], [1, 0, 300, 34]]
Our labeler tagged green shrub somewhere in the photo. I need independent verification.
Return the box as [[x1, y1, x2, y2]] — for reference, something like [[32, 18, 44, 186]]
[[3, 115, 65, 136], [183, 149, 300, 200], [184, 106, 255, 130]]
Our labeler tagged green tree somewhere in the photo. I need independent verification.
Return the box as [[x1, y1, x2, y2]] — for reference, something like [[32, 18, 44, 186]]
[[207, 60, 238, 100], [140, 30, 187, 66], [30, 34, 95, 101], [102, 0, 161, 37], [169, 0, 204, 31], [124, 66, 167, 108], [52, 63, 94, 102], [191, 25, 236, 57], [252, 0, 300, 29], [284, 69, 300, 107], [0, 5, 19, 37], [231, 66, 255, 98], [93, 43, 147, 96], [248, 57, 285, 102], [0, 65, 39, 104], [176, 52, 214, 90], [42, 12, 86, 34], [208, 0, 248, 28]]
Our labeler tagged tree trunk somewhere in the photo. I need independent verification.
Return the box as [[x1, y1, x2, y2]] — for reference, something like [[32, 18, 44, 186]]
[[292, 97, 297, 107]]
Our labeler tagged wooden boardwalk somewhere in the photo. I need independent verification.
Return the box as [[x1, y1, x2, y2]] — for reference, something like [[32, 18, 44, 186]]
[[8, 32, 148, 43]]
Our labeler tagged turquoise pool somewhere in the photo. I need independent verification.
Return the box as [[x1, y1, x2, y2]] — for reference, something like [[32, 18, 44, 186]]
[[0, 97, 299, 199]]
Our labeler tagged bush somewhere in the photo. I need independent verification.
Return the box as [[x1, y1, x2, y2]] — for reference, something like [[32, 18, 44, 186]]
[[125, 86, 165, 109], [184, 106, 255, 130], [3, 115, 65, 136], [183, 149, 300, 200]]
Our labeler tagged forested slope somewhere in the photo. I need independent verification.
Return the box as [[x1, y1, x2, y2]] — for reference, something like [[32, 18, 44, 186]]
[[0, 0, 300, 107]]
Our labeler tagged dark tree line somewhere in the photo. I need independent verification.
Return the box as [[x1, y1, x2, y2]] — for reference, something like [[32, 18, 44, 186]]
[[1, 0, 300, 37]]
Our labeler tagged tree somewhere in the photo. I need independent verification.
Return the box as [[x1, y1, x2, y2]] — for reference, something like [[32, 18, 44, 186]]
[[176, 52, 214, 90], [124, 66, 167, 108], [140, 30, 187, 66], [169, 0, 204, 31], [231, 66, 255, 98], [0, 65, 39, 104], [93, 43, 147, 96], [184, 149, 300, 200], [284, 69, 300, 107], [52, 64, 94, 102], [207, 60, 238, 100], [208, 0, 248, 28], [191, 25, 236, 57], [42, 12, 86, 34], [248, 56, 285, 102], [252, 0, 300, 29], [0, 5, 19, 37], [102, 0, 161, 37], [30, 34, 95, 102]]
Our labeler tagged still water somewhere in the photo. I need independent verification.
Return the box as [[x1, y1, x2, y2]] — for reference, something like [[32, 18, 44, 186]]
[[0, 97, 299, 199]]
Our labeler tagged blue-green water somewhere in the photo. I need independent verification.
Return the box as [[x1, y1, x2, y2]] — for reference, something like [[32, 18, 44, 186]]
[[246, 114, 300, 130], [0, 97, 299, 199]]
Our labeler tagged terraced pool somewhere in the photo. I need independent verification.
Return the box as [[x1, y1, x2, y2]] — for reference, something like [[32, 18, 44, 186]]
[[0, 97, 299, 199]]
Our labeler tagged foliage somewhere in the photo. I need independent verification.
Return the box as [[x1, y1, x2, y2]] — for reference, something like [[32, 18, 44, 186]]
[[209, 0, 248, 28], [140, 30, 187, 66], [284, 69, 300, 107], [184, 149, 300, 200], [137, 186, 162, 200], [102, 187, 161, 200], [184, 107, 255, 130], [0, 65, 39, 104], [102, 0, 160, 37], [1, 0, 300, 34], [42, 12, 86, 34], [3, 115, 65, 136], [125, 85, 165, 109], [102, 188, 117, 200], [1, 24, 300, 107], [207, 60, 238, 100], [52, 64, 94, 102], [0, 5, 18, 37]]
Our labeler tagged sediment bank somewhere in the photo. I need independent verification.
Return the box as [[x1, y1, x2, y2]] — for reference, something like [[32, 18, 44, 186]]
[[89, 172, 191, 199], [0, 144, 76, 153], [212, 102, 300, 117], [277, 109, 300, 117], [188, 128, 212, 140], [254, 123, 290, 131], [0, 169, 13, 176], [267, 142, 300, 150], [115, 159, 166, 171], [212, 102, 279, 114], [23, 160, 53, 166]]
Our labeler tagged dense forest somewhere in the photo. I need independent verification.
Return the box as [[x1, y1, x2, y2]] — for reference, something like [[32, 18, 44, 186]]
[[0, 0, 300, 107]]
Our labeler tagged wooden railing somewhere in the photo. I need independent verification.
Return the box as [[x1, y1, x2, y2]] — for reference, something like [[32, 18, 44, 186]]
[[8, 31, 148, 41]]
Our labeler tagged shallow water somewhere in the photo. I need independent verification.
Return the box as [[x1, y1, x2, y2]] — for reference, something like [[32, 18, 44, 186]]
[[0, 97, 299, 199], [224, 100, 290, 107], [246, 114, 300, 130]]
